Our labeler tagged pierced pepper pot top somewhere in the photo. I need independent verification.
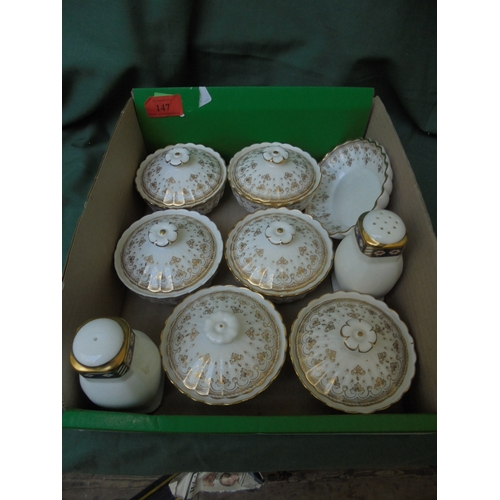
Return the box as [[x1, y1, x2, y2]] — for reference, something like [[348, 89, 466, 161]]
[[135, 143, 227, 213], [225, 208, 334, 301], [114, 210, 223, 301], [70, 317, 134, 378], [160, 285, 287, 405], [355, 210, 407, 257]]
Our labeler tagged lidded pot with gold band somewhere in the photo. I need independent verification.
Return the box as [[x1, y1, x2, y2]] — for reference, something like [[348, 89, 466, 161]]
[[70, 317, 164, 413], [333, 209, 407, 299]]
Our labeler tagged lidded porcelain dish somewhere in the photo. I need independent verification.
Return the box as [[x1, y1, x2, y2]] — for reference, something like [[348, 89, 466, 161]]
[[135, 143, 227, 215], [227, 142, 321, 212], [289, 291, 416, 414], [225, 208, 334, 303], [305, 138, 393, 239], [114, 210, 223, 304], [160, 285, 287, 405]]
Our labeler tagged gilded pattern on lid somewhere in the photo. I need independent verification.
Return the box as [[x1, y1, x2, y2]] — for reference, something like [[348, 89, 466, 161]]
[[161, 287, 287, 405], [138, 144, 226, 209], [290, 293, 416, 413], [226, 210, 333, 297], [119, 213, 218, 295], [229, 145, 319, 205]]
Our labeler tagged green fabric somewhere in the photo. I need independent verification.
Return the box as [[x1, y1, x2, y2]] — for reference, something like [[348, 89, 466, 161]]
[[63, 0, 436, 266]]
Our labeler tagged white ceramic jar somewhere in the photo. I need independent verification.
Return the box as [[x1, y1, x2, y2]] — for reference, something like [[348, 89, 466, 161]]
[[227, 142, 321, 212], [333, 209, 407, 299], [135, 143, 227, 215], [70, 317, 164, 413]]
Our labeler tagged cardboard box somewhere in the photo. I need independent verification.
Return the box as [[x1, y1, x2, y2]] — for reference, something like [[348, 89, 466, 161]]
[[62, 87, 436, 474]]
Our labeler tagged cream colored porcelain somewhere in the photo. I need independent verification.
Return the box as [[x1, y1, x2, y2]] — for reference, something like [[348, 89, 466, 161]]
[[70, 317, 164, 413], [305, 138, 393, 239], [227, 142, 321, 212], [114, 210, 223, 304], [135, 143, 227, 215], [333, 209, 407, 299], [289, 291, 416, 414], [225, 208, 334, 303], [160, 285, 287, 405]]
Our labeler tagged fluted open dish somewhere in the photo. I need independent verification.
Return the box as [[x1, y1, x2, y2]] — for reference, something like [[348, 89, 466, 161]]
[[305, 138, 393, 239]]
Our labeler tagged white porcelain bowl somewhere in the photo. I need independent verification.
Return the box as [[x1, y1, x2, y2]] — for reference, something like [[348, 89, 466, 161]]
[[289, 291, 416, 413], [114, 210, 223, 304], [225, 208, 334, 303], [305, 138, 393, 239], [227, 142, 321, 213], [160, 285, 287, 405], [135, 143, 227, 215]]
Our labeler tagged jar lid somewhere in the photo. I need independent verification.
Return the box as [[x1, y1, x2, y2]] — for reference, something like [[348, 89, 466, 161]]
[[70, 318, 135, 378], [289, 291, 416, 413], [114, 210, 223, 300], [228, 142, 321, 207], [135, 143, 226, 210], [355, 210, 407, 257], [226, 208, 334, 300], [160, 285, 287, 405]]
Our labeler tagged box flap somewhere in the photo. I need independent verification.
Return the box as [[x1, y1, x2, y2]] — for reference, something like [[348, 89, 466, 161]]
[[132, 86, 374, 160]]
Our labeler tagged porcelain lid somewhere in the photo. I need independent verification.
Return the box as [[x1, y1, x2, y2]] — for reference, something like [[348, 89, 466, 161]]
[[160, 285, 287, 405], [289, 291, 416, 413], [135, 143, 226, 210], [226, 208, 334, 299], [114, 210, 223, 299], [228, 142, 321, 206]]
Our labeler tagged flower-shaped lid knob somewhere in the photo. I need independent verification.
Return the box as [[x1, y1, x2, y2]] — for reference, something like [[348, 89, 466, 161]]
[[226, 208, 333, 300], [160, 286, 287, 405], [114, 210, 223, 301], [135, 143, 227, 212]]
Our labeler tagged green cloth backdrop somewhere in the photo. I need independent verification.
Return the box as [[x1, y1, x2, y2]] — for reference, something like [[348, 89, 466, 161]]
[[63, 0, 436, 267]]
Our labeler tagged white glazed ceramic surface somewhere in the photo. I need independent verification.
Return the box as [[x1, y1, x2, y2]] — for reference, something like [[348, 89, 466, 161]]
[[160, 285, 287, 405], [135, 143, 227, 214], [225, 208, 334, 302], [228, 142, 321, 212], [305, 138, 393, 239], [72, 318, 164, 412], [289, 291, 416, 414], [114, 210, 223, 303], [334, 209, 406, 298]]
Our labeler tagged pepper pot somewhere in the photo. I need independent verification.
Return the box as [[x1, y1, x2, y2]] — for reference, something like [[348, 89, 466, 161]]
[[332, 209, 407, 299], [70, 317, 164, 413]]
